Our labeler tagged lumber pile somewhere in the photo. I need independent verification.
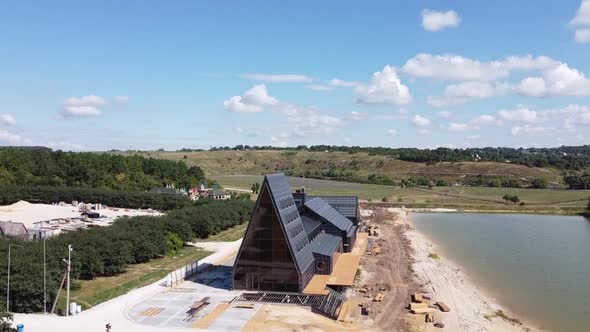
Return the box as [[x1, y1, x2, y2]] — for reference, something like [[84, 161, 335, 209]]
[[425, 312, 436, 323], [373, 292, 384, 302], [435, 301, 450, 312], [412, 292, 424, 303]]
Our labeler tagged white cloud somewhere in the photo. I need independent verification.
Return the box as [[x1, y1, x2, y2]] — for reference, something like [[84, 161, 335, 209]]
[[402, 54, 558, 82], [412, 114, 431, 126], [0, 114, 16, 126], [575, 28, 590, 43], [428, 81, 509, 107], [240, 73, 313, 83], [497, 107, 538, 122], [516, 77, 547, 97], [421, 9, 461, 32], [271, 135, 289, 147], [570, 0, 590, 26], [0, 129, 32, 145], [471, 114, 498, 126], [277, 104, 344, 137], [354, 65, 412, 106], [346, 111, 366, 121], [449, 123, 469, 132], [305, 84, 333, 91], [437, 111, 452, 118], [223, 84, 278, 113], [467, 134, 481, 140], [510, 125, 547, 136], [60, 94, 106, 118], [386, 129, 397, 136], [328, 78, 360, 87]]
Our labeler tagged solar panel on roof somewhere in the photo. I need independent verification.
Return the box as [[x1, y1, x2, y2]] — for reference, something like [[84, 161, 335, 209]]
[[304, 197, 353, 232]]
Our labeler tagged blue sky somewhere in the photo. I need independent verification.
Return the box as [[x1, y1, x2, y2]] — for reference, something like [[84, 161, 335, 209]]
[[1, 0, 590, 151]]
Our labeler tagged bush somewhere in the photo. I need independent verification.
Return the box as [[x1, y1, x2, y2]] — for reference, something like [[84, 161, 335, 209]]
[[381, 197, 388, 202], [531, 177, 548, 189]]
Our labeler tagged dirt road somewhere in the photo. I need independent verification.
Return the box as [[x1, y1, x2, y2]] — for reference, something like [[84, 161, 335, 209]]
[[360, 205, 419, 331]]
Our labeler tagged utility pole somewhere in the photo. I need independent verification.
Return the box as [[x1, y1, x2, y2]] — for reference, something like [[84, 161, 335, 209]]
[[43, 221, 47, 314], [6, 244, 23, 312], [66, 244, 73, 316]]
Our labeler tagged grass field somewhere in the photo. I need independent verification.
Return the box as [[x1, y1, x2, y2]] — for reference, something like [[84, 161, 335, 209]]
[[56, 246, 210, 311], [197, 223, 248, 242], [213, 174, 590, 213], [117, 150, 565, 185]]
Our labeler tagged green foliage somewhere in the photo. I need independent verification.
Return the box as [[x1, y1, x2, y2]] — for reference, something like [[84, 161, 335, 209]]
[[400, 176, 428, 187], [428, 253, 440, 259], [435, 179, 448, 186], [502, 194, 520, 205], [0, 199, 253, 313], [367, 174, 395, 185], [563, 173, 590, 189], [0, 147, 205, 190], [0, 312, 16, 332], [530, 177, 548, 189], [381, 197, 388, 202], [251, 182, 260, 194], [0, 186, 190, 211]]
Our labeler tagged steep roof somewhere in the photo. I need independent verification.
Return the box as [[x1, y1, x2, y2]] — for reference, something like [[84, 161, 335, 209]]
[[0, 221, 28, 237], [309, 233, 342, 257], [307, 195, 358, 221], [304, 197, 354, 232], [301, 215, 322, 236], [265, 173, 314, 273]]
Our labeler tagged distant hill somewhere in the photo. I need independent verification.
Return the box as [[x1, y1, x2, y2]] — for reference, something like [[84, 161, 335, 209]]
[[118, 150, 567, 188]]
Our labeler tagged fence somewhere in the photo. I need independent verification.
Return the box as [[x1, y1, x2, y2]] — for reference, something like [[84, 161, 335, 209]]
[[165, 240, 242, 287]]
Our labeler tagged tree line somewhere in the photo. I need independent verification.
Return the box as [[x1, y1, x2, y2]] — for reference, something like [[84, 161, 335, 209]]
[[0, 198, 253, 313], [0, 147, 205, 190]]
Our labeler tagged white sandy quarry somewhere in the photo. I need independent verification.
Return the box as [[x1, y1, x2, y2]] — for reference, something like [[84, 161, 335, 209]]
[[397, 208, 538, 332], [0, 200, 161, 229]]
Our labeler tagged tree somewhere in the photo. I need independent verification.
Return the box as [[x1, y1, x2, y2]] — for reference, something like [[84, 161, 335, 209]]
[[0, 312, 16, 332], [531, 177, 548, 189], [502, 194, 520, 205], [587, 197, 590, 211], [251, 182, 260, 194]]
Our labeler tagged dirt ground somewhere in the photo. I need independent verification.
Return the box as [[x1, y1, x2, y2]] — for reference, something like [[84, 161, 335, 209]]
[[354, 204, 422, 332]]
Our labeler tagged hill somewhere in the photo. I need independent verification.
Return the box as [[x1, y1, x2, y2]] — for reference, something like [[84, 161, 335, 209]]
[[122, 150, 565, 187]]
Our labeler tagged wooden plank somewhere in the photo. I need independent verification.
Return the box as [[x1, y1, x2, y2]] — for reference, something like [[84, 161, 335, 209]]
[[192, 303, 230, 329], [411, 307, 436, 314], [435, 301, 451, 312]]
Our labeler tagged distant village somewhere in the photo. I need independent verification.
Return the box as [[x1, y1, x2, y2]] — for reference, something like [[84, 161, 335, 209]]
[[148, 182, 232, 201]]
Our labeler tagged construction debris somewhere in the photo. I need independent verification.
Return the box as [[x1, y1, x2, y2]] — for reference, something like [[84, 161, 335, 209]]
[[188, 297, 210, 319], [425, 312, 436, 323], [434, 322, 445, 328], [410, 307, 436, 314], [358, 288, 368, 293], [412, 292, 424, 303], [435, 301, 451, 312], [233, 303, 255, 309], [373, 292, 384, 302]]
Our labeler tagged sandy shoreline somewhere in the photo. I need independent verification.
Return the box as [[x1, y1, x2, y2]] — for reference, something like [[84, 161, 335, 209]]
[[396, 207, 540, 332]]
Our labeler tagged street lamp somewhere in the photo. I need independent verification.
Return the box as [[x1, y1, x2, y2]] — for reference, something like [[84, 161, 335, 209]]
[[66, 244, 73, 316], [6, 243, 23, 312]]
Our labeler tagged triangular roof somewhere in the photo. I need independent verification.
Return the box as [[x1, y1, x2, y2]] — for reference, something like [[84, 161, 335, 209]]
[[304, 197, 354, 232], [264, 173, 314, 273]]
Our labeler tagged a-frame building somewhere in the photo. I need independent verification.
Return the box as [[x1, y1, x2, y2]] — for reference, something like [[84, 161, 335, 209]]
[[233, 173, 360, 294], [233, 173, 315, 292]]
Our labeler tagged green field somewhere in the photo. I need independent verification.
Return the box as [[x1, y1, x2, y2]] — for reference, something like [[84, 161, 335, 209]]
[[56, 246, 209, 311], [214, 174, 590, 213]]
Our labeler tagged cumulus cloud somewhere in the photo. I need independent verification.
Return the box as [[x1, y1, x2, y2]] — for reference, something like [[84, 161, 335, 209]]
[[471, 114, 498, 126], [275, 104, 344, 137], [517, 63, 590, 97], [60, 95, 106, 118], [428, 81, 509, 107], [571, 0, 590, 42], [402, 54, 556, 82], [0, 129, 32, 145], [223, 84, 278, 113], [354, 66, 412, 106], [421, 9, 461, 32], [497, 107, 538, 122], [449, 123, 469, 132], [239, 73, 313, 83], [0, 114, 16, 126], [412, 114, 431, 126], [417, 128, 430, 135]]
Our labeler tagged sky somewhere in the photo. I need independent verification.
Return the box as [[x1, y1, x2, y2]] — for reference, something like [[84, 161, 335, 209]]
[[1, 0, 590, 151]]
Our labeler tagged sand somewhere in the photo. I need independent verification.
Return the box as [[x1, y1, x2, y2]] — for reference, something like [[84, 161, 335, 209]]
[[399, 207, 539, 332]]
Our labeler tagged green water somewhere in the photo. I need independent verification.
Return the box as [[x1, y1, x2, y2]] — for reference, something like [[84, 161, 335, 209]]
[[412, 213, 590, 332]]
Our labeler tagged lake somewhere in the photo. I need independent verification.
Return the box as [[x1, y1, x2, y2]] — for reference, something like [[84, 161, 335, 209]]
[[412, 213, 590, 332]]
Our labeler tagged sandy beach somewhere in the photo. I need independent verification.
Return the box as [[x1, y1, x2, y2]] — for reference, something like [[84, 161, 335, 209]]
[[396, 207, 539, 332]]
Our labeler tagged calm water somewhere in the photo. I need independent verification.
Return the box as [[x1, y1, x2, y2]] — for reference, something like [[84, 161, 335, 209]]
[[412, 213, 590, 332]]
